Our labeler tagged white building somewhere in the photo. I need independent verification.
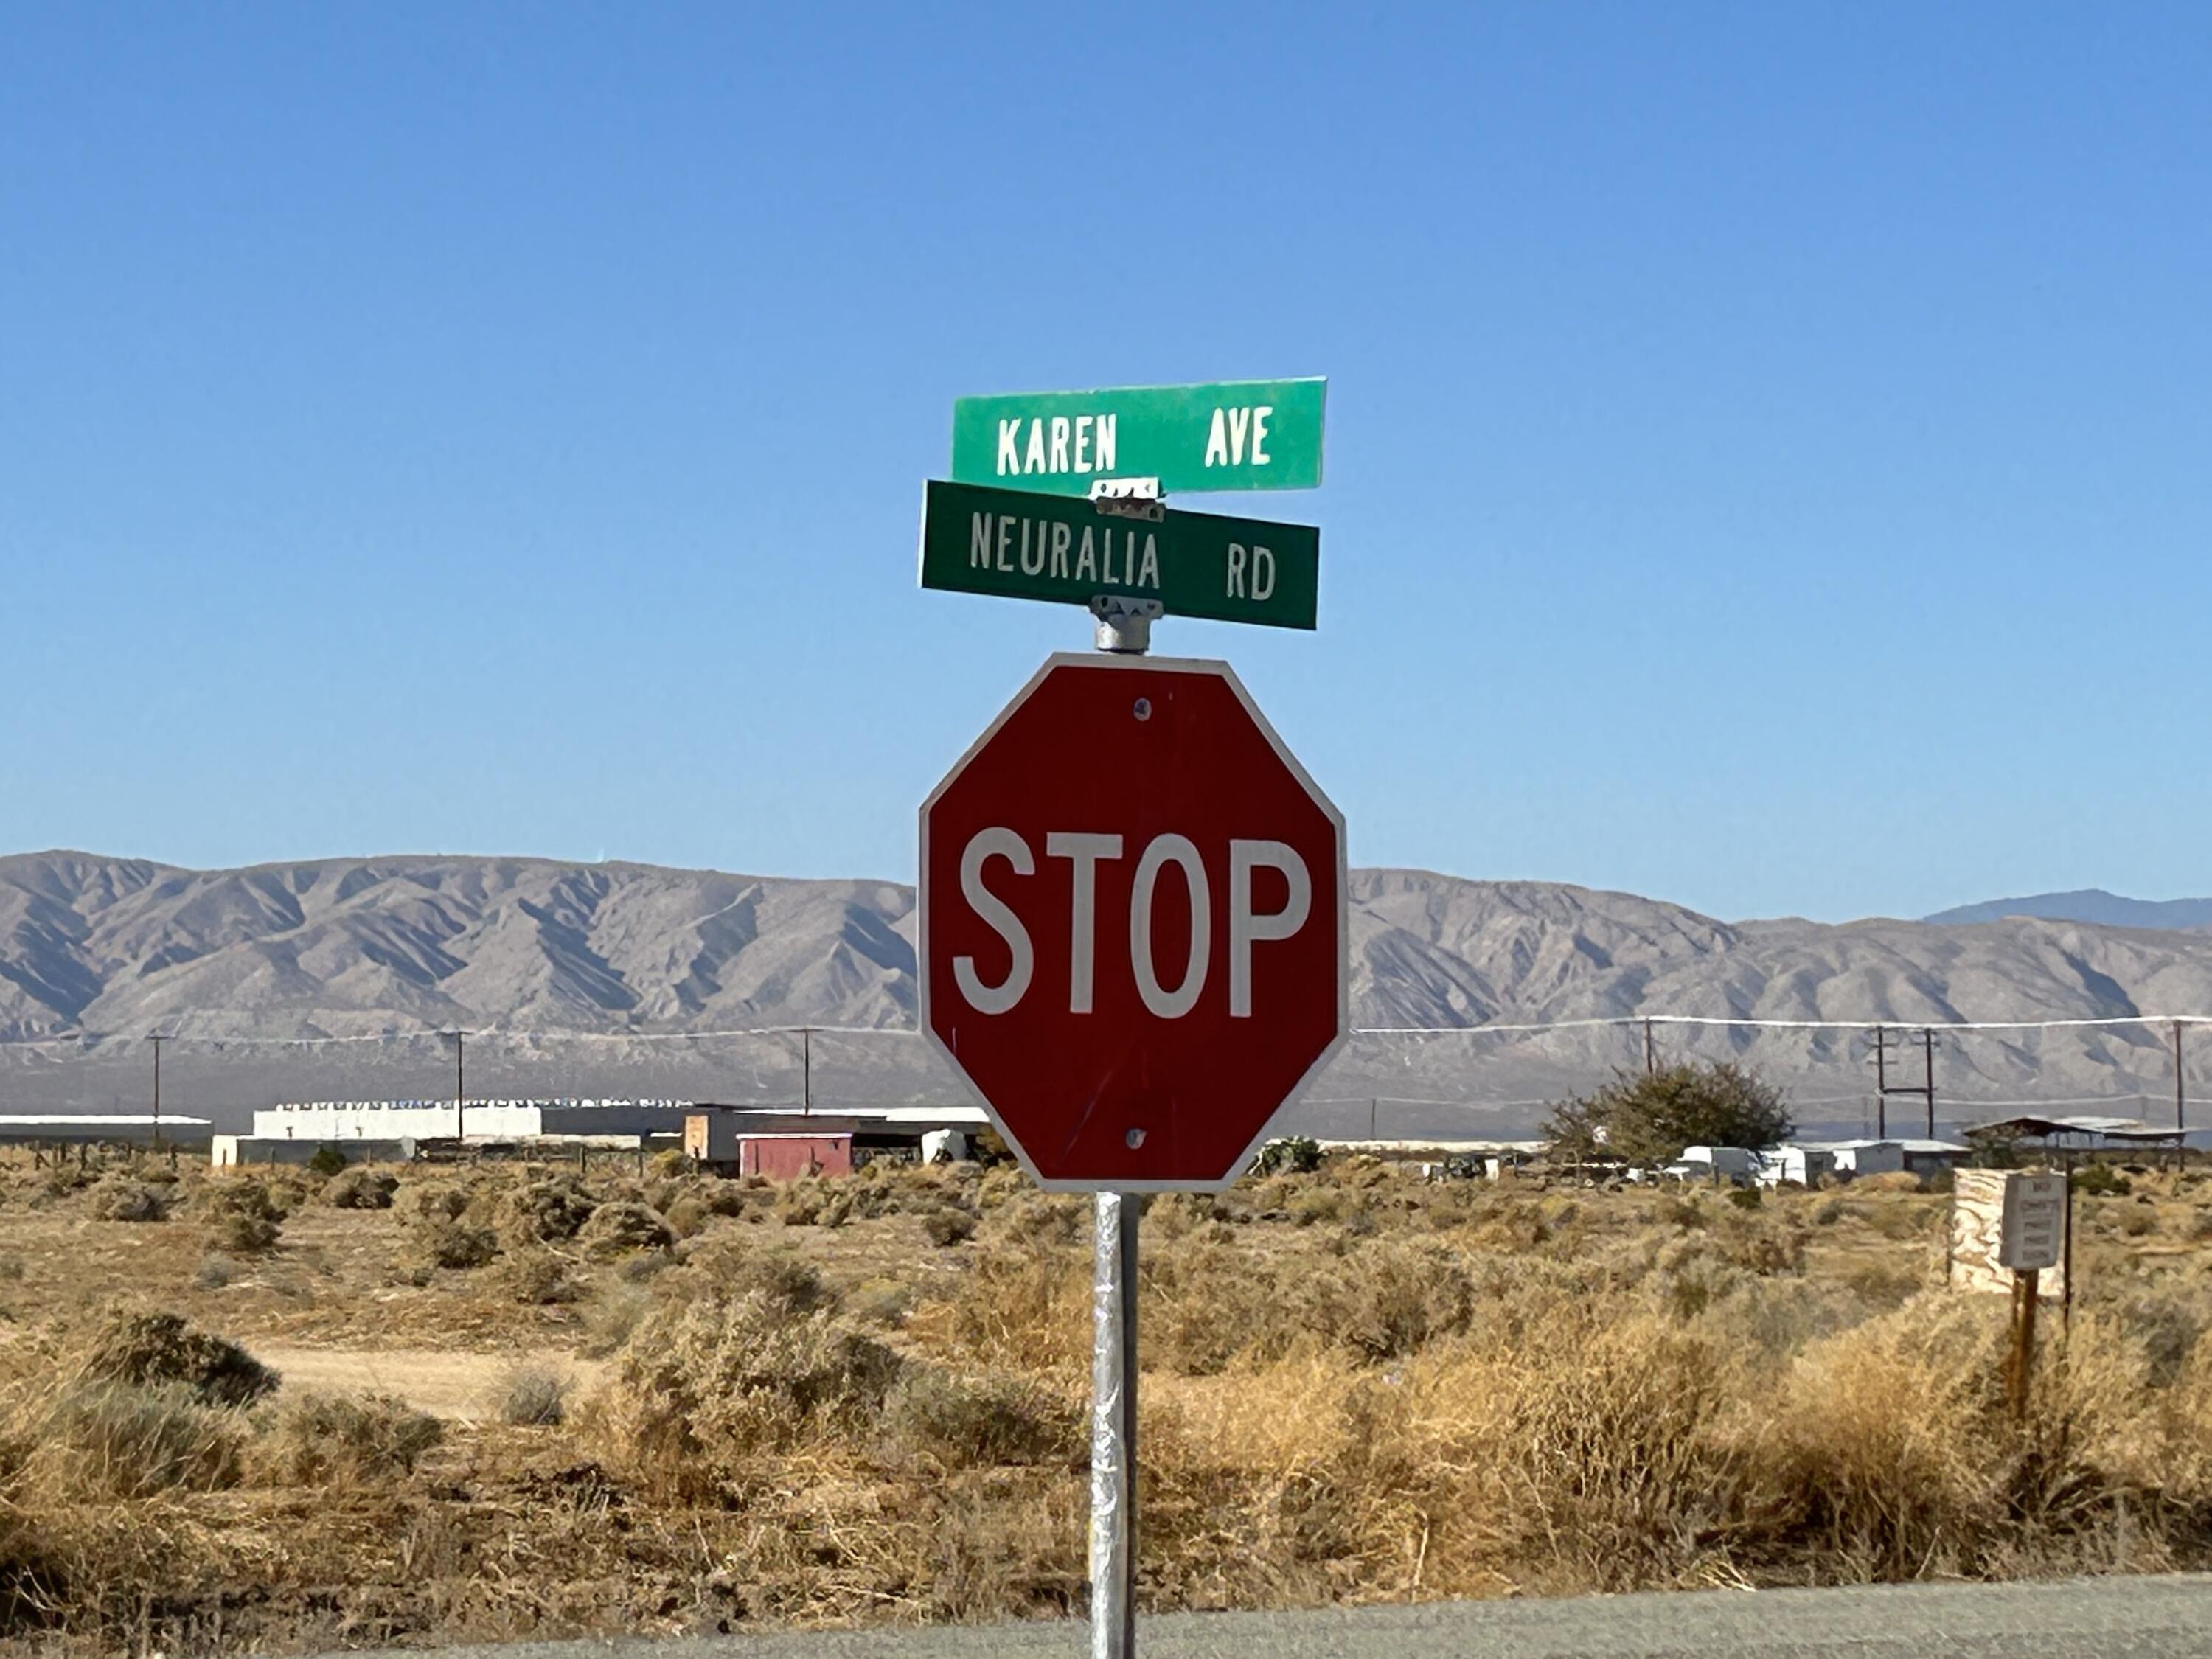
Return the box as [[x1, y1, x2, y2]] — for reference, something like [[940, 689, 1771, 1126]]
[[1755, 1138, 1974, 1187], [247, 1098, 698, 1142], [1666, 1145, 1763, 1183]]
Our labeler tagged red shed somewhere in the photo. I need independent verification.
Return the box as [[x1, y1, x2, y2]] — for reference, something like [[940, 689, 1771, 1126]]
[[737, 1134, 852, 1180]]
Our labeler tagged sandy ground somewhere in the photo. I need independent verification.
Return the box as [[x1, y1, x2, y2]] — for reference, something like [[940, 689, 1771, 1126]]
[[255, 1344, 605, 1419]]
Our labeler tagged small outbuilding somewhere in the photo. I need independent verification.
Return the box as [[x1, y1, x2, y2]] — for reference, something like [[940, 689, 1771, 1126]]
[[684, 1110, 856, 1178]]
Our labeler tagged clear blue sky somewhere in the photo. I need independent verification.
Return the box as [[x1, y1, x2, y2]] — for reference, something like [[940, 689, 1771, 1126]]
[[5, 3, 2207, 923]]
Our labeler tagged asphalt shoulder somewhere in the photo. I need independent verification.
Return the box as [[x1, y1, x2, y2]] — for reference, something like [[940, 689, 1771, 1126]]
[[338, 1573, 2212, 1659]]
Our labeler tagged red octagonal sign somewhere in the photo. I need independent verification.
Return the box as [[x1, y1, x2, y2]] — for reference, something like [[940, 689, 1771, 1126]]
[[920, 654, 1347, 1191]]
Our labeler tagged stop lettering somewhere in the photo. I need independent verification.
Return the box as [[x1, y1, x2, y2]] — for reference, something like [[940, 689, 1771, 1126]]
[[919, 654, 1347, 1191]]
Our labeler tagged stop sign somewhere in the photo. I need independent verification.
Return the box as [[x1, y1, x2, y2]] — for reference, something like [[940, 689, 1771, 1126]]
[[919, 653, 1347, 1191]]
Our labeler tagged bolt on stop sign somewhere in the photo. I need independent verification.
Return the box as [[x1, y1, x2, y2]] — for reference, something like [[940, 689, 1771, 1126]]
[[919, 654, 1347, 1191]]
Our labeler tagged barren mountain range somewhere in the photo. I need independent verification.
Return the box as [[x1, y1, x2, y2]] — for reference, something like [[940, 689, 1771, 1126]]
[[1923, 889, 2212, 931], [3, 851, 2208, 1138]]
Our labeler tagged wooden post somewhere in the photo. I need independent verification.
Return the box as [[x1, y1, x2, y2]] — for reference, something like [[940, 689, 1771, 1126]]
[[2008, 1267, 2040, 1421]]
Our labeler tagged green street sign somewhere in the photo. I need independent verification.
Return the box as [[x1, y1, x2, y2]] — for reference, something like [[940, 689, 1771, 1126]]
[[917, 480, 1319, 630], [951, 378, 1325, 497]]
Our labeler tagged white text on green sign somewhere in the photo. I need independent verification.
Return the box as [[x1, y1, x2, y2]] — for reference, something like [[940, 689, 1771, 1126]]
[[950, 378, 1325, 497], [917, 481, 1318, 630]]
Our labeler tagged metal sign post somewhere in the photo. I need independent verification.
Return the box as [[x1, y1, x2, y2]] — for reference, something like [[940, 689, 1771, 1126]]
[[1088, 566, 1144, 1658], [1089, 1189, 1138, 1658], [919, 378, 1340, 1659]]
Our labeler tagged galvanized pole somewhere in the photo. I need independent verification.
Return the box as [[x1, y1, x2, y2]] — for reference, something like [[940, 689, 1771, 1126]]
[[804, 1027, 813, 1118], [1090, 1190, 1138, 1658], [1083, 546, 1157, 1659]]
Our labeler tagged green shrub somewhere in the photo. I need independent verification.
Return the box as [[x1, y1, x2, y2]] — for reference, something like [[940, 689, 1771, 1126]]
[[89, 1178, 169, 1222], [1545, 1062, 1793, 1166], [924, 1206, 978, 1247], [198, 1181, 287, 1254], [38, 1383, 244, 1498], [2073, 1164, 2132, 1198], [412, 1185, 471, 1222], [884, 1366, 1081, 1468], [1253, 1136, 1324, 1176], [495, 1248, 581, 1305], [776, 1178, 829, 1226], [248, 1391, 443, 1485], [77, 1311, 279, 1408], [582, 1290, 902, 1500], [323, 1168, 398, 1210], [501, 1177, 598, 1243], [497, 1366, 571, 1426], [414, 1217, 499, 1270], [576, 1200, 675, 1259], [306, 1146, 349, 1179]]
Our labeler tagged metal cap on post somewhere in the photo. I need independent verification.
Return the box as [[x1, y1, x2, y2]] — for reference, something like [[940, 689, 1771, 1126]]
[[1090, 594, 1163, 655], [1089, 479, 1166, 655]]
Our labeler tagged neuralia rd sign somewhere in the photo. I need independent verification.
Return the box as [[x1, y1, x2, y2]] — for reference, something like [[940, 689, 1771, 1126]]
[[951, 378, 1326, 496], [917, 479, 1320, 630]]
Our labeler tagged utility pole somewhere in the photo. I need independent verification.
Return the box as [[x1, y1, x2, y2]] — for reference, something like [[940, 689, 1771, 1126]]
[[146, 1034, 167, 1153], [1922, 1027, 1938, 1138], [1872, 1024, 1888, 1138], [798, 1027, 813, 1117], [1643, 1018, 1658, 1078], [2177, 1020, 2188, 1135], [1867, 1026, 1936, 1139], [445, 1030, 465, 1143]]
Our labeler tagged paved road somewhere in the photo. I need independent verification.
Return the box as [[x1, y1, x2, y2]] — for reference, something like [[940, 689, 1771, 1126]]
[[367, 1574, 2212, 1658]]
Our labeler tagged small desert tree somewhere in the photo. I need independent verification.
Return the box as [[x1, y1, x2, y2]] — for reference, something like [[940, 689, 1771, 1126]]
[[1543, 1062, 1792, 1166]]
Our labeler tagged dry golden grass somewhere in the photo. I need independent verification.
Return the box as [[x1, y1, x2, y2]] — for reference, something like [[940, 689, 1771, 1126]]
[[0, 1150, 2210, 1652]]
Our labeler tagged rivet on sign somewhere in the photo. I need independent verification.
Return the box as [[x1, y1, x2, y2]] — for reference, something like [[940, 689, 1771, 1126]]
[[1125, 1127, 1147, 1149], [1132, 698, 1152, 721]]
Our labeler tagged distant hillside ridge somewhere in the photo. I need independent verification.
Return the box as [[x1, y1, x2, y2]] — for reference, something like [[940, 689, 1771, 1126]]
[[5, 852, 2211, 1131], [1926, 888, 2212, 931]]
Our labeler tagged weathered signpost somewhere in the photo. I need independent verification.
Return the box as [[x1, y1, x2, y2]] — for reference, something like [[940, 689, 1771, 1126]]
[[919, 380, 1338, 1657], [1950, 1169, 2071, 1419]]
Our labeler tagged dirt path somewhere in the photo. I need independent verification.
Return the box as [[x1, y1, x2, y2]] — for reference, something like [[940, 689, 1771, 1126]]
[[256, 1345, 604, 1419]]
